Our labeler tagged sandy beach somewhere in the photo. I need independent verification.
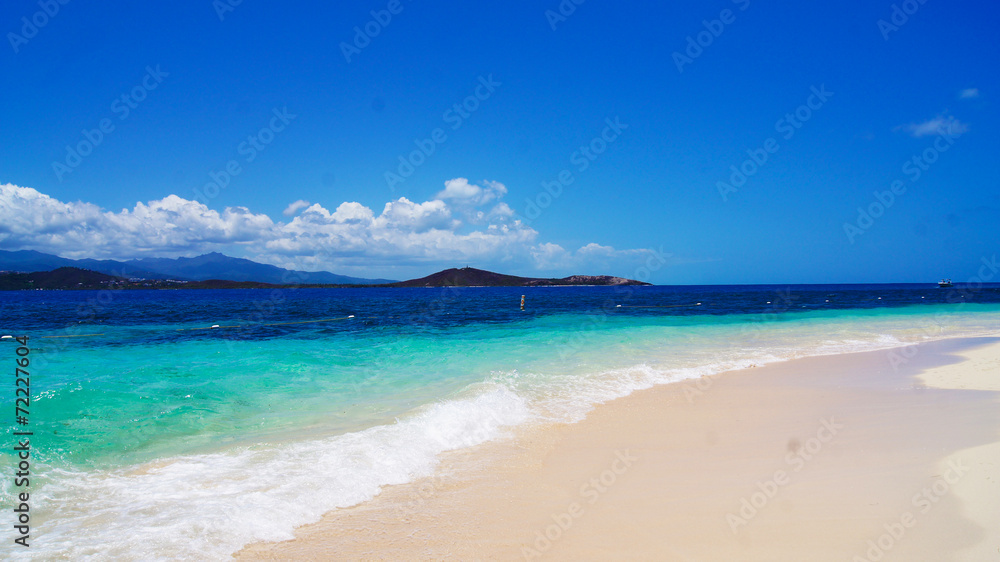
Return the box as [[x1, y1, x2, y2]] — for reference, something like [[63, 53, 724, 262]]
[[238, 336, 1000, 561]]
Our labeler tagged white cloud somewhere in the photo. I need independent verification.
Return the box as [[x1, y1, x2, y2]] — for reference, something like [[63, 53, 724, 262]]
[[282, 199, 311, 216], [373, 197, 458, 233], [530, 242, 571, 270], [433, 178, 513, 225], [959, 88, 979, 99], [0, 184, 275, 258], [577, 242, 618, 258], [530, 242, 664, 273], [902, 115, 969, 138], [434, 178, 507, 207], [0, 180, 661, 278]]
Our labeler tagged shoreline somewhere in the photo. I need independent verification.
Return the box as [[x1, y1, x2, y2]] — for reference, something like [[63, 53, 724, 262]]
[[236, 335, 1000, 560]]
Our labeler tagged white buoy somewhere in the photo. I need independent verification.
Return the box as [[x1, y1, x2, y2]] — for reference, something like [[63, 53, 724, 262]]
[[211, 324, 220, 328], [348, 315, 355, 318], [0, 335, 12, 339], [616, 304, 622, 308]]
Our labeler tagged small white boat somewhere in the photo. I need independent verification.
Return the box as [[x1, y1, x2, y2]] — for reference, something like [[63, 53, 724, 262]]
[[937, 279, 953, 287]]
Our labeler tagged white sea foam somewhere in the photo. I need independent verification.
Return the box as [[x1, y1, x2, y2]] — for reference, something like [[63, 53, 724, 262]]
[[5, 309, 998, 560], [9, 387, 530, 561]]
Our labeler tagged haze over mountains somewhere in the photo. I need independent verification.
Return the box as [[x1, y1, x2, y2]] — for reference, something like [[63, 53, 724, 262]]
[[0, 250, 393, 285]]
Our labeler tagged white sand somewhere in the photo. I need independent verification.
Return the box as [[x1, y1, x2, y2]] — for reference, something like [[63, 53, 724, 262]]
[[917, 342, 1000, 561], [238, 337, 1000, 561]]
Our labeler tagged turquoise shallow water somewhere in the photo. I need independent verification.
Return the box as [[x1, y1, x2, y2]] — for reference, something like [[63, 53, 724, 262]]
[[0, 285, 998, 559]]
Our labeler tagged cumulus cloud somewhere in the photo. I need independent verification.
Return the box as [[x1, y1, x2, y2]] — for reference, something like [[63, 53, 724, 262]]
[[959, 88, 979, 99], [269, 195, 535, 266], [530, 242, 664, 273], [0, 180, 661, 277], [530, 242, 571, 270], [434, 178, 507, 207], [432, 178, 514, 226], [282, 199, 311, 216], [0, 184, 274, 258], [374, 198, 458, 233], [902, 115, 969, 138]]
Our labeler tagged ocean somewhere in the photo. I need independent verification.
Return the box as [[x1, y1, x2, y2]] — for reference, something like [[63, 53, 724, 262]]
[[2, 283, 999, 559]]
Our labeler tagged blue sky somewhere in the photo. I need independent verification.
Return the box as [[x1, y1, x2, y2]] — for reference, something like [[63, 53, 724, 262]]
[[1, 0, 997, 283]]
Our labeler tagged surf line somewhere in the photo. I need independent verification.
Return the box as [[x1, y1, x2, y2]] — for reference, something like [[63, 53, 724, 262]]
[[3, 334, 106, 340], [175, 315, 356, 331], [5, 316, 356, 340], [615, 303, 703, 309]]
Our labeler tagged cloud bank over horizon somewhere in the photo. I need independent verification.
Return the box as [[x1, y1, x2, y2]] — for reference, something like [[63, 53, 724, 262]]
[[0, 179, 661, 278]]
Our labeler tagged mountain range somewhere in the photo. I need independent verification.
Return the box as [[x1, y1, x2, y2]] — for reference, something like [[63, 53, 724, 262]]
[[0, 250, 393, 285], [0, 251, 649, 288]]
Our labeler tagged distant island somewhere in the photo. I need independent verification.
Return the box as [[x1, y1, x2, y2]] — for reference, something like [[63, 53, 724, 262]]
[[385, 267, 649, 287], [0, 266, 650, 291]]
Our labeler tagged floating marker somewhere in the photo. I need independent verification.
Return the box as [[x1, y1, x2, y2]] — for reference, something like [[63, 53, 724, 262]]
[[520, 295, 525, 311], [211, 324, 220, 328], [616, 304, 622, 308], [0, 335, 12, 339], [348, 315, 355, 318]]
